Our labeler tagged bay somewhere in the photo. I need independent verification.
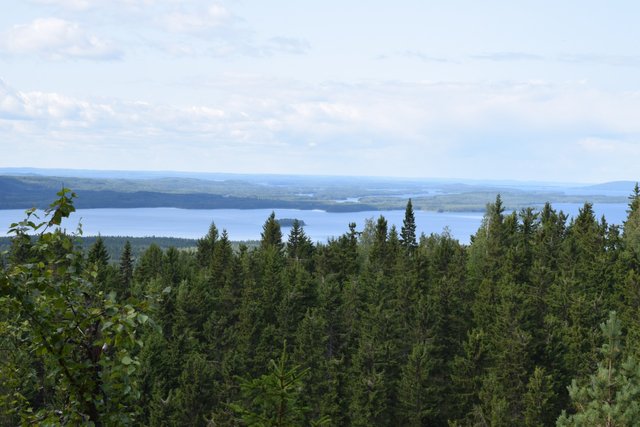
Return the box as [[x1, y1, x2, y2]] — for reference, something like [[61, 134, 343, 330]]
[[0, 203, 629, 244]]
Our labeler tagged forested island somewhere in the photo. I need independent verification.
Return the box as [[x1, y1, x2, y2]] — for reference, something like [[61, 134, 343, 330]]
[[2, 187, 640, 426], [277, 218, 306, 227]]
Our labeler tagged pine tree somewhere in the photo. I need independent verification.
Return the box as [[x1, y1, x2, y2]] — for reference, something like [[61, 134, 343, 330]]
[[557, 311, 640, 426]]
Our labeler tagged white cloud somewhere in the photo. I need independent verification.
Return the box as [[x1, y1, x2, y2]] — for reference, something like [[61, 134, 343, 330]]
[[23, 1, 309, 59], [162, 3, 231, 34], [29, 0, 157, 11], [2, 77, 640, 181], [156, 4, 309, 58], [0, 18, 122, 60]]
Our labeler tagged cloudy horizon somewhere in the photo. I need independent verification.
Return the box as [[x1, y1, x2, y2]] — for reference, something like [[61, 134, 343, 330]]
[[1, 1, 639, 183]]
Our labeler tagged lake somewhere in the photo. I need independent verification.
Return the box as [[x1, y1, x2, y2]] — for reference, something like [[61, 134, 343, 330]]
[[0, 203, 630, 244]]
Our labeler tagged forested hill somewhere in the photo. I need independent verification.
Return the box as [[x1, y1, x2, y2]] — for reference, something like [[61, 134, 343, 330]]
[[0, 173, 629, 212], [3, 187, 640, 425], [0, 176, 377, 212]]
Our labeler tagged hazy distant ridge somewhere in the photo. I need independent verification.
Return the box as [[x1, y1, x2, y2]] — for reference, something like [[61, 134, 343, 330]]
[[0, 172, 632, 213]]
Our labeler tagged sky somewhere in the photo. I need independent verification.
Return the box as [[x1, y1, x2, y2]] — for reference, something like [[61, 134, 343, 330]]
[[0, 0, 639, 183]]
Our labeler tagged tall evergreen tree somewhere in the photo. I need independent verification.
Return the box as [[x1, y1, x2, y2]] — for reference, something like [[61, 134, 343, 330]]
[[119, 240, 134, 299], [522, 367, 556, 427], [401, 199, 418, 252], [369, 215, 389, 270], [134, 243, 164, 285], [232, 344, 330, 426], [621, 182, 640, 264], [620, 183, 640, 356], [287, 219, 314, 263], [87, 235, 110, 266], [87, 235, 111, 288], [397, 341, 441, 426], [196, 222, 218, 267], [261, 212, 284, 252]]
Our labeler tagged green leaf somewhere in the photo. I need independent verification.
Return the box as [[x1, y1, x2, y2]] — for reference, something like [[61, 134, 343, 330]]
[[101, 321, 114, 331]]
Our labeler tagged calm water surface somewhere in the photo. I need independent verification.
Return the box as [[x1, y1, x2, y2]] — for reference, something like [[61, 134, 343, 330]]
[[0, 203, 629, 244]]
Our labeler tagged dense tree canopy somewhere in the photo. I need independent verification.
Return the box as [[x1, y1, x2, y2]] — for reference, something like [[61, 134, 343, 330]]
[[3, 192, 640, 426]]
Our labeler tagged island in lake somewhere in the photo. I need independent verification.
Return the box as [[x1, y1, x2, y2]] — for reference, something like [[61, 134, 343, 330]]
[[276, 218, 306, 227]]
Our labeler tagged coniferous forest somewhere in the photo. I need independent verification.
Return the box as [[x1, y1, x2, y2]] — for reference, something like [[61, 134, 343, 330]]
[[3, 186, 640, 426]]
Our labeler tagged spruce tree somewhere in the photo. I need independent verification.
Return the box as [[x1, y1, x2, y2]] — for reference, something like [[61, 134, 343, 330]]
[[293, 309, 340, 424], [369, 215, 389, 270], [620, 184, 640, 357], [622, 182, 640, 264], [87, 235, 111, 289], [196, 222, 218, 267], [134, 243, 164, 284], [558, 203, 610, 381], [119, 240, 134, 299], [87, 235, 110, 266], [231, 344, 330, 426], [397, 341, 440, 426], [287, 219, 314, 262], [261, 212, 284, 252], [522, 366, 556, 427], [400, 199, 418, 252]]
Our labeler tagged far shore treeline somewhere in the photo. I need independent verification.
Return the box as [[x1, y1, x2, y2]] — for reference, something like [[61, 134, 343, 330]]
[[0, 173, 631, 213], [2, 186, 640, 425]]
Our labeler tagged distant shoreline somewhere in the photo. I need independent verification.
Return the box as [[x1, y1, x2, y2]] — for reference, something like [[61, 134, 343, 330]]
[[0, 173, 632, 214]]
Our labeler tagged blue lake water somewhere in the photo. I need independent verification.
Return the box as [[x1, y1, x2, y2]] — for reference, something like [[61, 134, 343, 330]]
[[0, 203, 629, 244]]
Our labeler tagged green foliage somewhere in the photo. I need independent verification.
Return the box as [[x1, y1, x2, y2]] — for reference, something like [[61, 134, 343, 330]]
[[400, 199, 417, 252], [231, 343, 330, 427], [286, 219, 314, 263], [261, 212, 284, 252], [0, 189, 148, 425], [397, 341, 439, 426], [119, 240, 134, 299], [1, 173, 628, 212], [557, 311, 640, 426], [623, 183, 640, 263], [523, 367, 556, 427], [197, 222, 218, 267], [5, 186, 640, 426]]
